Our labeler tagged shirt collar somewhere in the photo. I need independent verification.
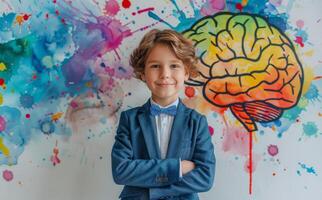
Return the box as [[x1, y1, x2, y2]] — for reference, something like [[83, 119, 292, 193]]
[[150, 98, 179, 109]]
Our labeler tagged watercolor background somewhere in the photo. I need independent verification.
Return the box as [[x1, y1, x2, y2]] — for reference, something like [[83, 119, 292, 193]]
[[0, 0, 321, 199]]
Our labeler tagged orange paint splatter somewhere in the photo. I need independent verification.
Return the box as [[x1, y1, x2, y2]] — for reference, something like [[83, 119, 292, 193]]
[[15, 13, 31, 26], [51, 112, 63, 122]]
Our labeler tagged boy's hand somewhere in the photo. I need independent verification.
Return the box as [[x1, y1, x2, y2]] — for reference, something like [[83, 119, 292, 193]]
[[181, 160, 195, 175]]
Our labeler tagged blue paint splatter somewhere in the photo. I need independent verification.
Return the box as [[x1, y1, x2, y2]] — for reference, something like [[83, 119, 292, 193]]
[[298, 162, 318, 176], [302, 122, 318, 137]]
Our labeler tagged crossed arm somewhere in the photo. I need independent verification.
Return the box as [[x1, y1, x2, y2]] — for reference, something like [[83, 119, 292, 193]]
[[111, 112, 215, 198]]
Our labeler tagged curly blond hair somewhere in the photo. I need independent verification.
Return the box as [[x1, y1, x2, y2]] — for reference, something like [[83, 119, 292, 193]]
[[130, 29, 200, 80]]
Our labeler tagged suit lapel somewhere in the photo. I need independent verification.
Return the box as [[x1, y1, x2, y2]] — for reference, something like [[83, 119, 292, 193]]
[[138, 100, 161, 159], [166, 99, 189, 158]]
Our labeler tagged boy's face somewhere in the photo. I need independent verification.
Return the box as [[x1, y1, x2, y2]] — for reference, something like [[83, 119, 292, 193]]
[[141, 43, 189, 106]]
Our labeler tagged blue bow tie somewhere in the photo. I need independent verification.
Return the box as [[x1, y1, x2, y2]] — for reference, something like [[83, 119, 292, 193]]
[[150, 104, 177, 116]]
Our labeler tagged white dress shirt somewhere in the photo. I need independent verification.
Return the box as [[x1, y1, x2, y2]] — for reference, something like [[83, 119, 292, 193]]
[[150, 98, 182, 177]]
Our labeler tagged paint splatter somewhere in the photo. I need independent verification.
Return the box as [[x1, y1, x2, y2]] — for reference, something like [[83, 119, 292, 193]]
[[294, 36, 304, 47], [50, 141, 61, 166], [0, 116, 6, 131], [104, 0, 120, 17], [298, 163, 318, 176], [268, 144, 279, 156], [185, 86, 195, 98], [2, 170, 14, 181], [122, 0, 131, 9], [302, 122, 318, 137], [208, 125, 214, 136]]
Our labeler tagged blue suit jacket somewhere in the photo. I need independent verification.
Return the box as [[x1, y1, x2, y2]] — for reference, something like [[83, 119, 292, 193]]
[[111, 99, 215, 200]]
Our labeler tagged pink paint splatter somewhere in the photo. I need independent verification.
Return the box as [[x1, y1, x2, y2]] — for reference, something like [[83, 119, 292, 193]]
[[2, 170, 14, 182], [70, 100, 79, 109], [244, 154, 260, 173], [104, 0, 120, 17], [269, 0, 282, 7], [208, 125, 214, 136], [50, 141, 61, 166], [268, 144, 279, 156], [0, 116, 6, 131], [200, 0, 225, 16], [296, 19, 304, 29], [294, 36, 304, 47], [222, 127, 249, 156]]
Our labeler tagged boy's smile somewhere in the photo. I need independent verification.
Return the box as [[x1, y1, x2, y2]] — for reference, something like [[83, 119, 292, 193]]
[[141, 43, 189, 107]]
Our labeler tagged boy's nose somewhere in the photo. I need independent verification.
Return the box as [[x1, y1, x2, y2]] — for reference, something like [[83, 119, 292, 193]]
[[160, 66, 171, 78]]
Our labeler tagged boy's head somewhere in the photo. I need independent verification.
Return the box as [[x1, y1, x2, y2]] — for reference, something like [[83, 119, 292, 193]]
[[129, 29, 200, 105], [130, 29, 199, 80]]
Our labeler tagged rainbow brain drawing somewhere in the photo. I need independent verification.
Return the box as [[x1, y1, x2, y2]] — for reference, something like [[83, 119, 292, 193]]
[[184, 12, 304, 132]]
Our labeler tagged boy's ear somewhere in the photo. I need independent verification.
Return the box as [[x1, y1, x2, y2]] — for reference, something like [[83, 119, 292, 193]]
[[140, 72, 146, 82], [184, 70, 190, 81]]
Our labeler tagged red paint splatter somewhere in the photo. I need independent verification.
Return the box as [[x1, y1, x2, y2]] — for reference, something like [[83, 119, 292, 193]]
[[45, 13, 49, 19], [61, 18, 66, 24], [132, 12, 136, 16], [122, 0, 131, 9], [208, 126, 214, 136], [138, 7, 155, 14], [268, 144, 278, 156], [53, 0, 57, 3], [249, 132, 253, 194], [185, 86, 195, 98], [70, 100, 79, 109], [25, 114, 31, 119], [55, 10, 60, 15], [2, 170, 13, 182], [0, 78, 4, 85], [23, 14, 31, 21], [294, 36, 304, 47], [236, 3, 243, 11]]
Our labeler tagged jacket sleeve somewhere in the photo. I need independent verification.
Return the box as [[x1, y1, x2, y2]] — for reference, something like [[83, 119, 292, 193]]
[[111, 111, 181, 188], [149, 115, 216, 199]]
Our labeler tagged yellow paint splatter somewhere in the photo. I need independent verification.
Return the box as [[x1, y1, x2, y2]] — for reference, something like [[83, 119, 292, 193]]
[[51, 112, 64, 122], [85, 81, 93, 88], [0, 137, 10, 157], [304, 50, 314, 57], [0, 93, 3, 105], [0, 62, 7, 71], [302, 66, 314, 95]]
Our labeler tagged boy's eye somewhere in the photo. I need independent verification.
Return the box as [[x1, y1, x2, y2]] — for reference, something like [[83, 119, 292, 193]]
[[150, 64, 159, 68], [170, 64, 180, 69]]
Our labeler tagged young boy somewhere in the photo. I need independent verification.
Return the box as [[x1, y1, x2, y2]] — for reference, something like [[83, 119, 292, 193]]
[[111, 29, 215, 200]]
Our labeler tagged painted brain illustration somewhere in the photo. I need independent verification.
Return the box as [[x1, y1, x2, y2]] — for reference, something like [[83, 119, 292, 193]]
[[184, 13, 303, 132]]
